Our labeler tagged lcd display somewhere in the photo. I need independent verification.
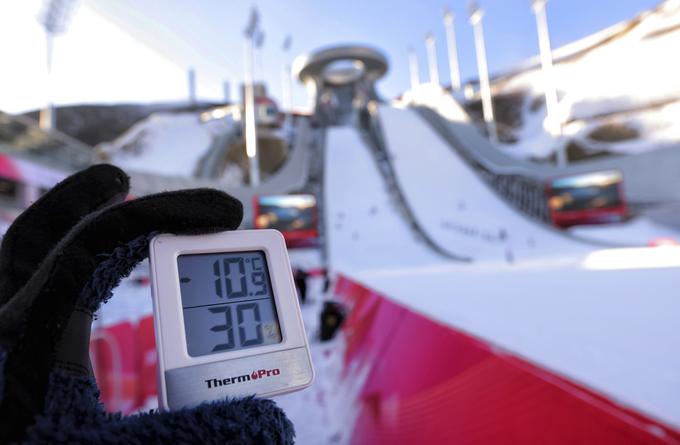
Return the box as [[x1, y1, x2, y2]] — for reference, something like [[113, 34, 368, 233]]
[[177, 250, 282, 357], [546, 170, 627, 228], [255, 195, 317, 233]]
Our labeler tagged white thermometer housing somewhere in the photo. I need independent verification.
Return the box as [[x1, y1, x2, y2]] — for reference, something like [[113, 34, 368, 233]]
[[149, 229, 314, 410]]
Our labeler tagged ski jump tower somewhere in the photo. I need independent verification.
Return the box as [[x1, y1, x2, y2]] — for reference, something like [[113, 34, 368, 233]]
[[293, 46, 388, 125]]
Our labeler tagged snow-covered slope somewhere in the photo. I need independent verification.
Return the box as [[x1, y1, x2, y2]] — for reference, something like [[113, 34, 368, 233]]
[[379, 105, 598, 261], [502, 0, 680, 159], [98, 111, 239, 180], [417, 1, 680, 161], [324, 126, 442, 273]]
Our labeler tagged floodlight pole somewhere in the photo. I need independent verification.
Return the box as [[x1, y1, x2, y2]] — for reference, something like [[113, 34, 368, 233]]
[[243, 8, 260, 187], [443, 8, 461, 91], [41, 33, 55, 131], [469, 3, 498, 143], [281, 36, 293, 125], [281, 62, 292, 112], [187, 68, 196, 106], [223, 79, 231, 103], [38, 0, 76, 132], [255, 30, 265, 81], [425, 33, 440, 86], [408, 47, 420, 90], [531, 0, 566, 166]]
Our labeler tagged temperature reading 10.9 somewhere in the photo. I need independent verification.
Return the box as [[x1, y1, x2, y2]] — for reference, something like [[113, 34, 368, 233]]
[[177, 251, 282, 357], [213, 256, 267, 299]]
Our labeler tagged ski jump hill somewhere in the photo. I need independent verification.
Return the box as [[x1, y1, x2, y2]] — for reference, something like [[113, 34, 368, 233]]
[[297, 46, 680, 444], [0, 110, 319, 228]]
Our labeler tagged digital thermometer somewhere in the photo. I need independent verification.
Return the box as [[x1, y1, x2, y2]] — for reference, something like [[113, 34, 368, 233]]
[[149, 229, 314, 410]]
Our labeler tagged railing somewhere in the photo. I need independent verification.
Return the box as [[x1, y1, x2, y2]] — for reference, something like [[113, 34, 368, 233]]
[[0, 111, 95, 171], [413, 106, 551, 223], [356, 105, 471, 262]]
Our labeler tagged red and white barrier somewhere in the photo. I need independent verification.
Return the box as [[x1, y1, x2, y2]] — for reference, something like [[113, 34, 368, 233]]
[[334, 275, 680, 445]]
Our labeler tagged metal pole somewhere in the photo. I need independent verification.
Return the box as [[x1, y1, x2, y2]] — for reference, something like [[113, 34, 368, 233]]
[[281, 63, 292, 111], [443, 8, 461, 91], [532, 0, 566, 166], [469, 5, 498, 143], [38, 0, 77, 131], [187, 68, 196, 106], [281, 62, 293, 130], [243, 8, 260, 187], [254, 30, 265, 82], [408, 47, 420, 90], [223, 79, 231, 103], [244, 42, 260, 186], [425, 33, 440, 86], [244, 38, 260, 186], [281, 35, 293, 113], [40, 32, 55, 131]]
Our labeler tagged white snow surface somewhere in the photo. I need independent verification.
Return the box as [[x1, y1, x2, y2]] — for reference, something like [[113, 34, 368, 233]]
[[324, 126, 442, 274], [570, 217, 680, 245], [346, 254, 680, 431], [379, 105, 595, 261], [409, 1, 680, 160], [274, 276, 354, 445], [101, 112, 236, 178], [323, 105, 680, 430], [397, 83, 471, 123], [500, 0, 680, 158]]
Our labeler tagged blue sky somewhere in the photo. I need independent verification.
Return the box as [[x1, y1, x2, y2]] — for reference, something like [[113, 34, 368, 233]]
[[0, 0, 662, 111]]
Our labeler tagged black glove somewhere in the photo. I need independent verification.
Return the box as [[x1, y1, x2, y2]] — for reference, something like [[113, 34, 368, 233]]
[[0, 165, 295, 444]]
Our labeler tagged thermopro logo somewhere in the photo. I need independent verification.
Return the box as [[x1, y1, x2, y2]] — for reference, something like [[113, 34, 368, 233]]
[[205, 368, 281, 389]]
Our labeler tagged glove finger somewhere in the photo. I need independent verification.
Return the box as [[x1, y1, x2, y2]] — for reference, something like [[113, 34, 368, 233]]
[[0, 164, 130, 304], [0, 188, 243, 444]]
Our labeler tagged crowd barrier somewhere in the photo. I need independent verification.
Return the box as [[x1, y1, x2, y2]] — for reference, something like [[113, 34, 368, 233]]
[[334, 274, 680, 445]]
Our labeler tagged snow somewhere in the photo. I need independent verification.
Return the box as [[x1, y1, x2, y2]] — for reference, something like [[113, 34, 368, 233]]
[[344, 248, 680, 430], [287, 248, 325, 271], [274, 276, 356, 445], [406, 1, 680, 160], [569, 218, 680, 245], [323, 126, 442, 274], [498, 0, 680, 158], [379, 105, 594, 261], [100, 112, 237, 178], [396, 83, 470, 123], [275, 337, 350, 445]]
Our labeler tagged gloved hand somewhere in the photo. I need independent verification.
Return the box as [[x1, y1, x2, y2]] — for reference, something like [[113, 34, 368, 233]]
[[0, 165, 295, 444]]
